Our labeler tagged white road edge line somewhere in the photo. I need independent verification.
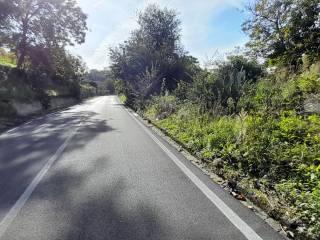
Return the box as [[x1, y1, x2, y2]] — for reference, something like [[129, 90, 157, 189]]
[[24, 120, 33, 125], [7, 127, 18, 133], [125, 107, 264, 240], [0, 127, 79, 238]]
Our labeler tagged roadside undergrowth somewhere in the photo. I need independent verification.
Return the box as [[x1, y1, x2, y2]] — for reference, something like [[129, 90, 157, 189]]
[[142, 66, 320, 240]]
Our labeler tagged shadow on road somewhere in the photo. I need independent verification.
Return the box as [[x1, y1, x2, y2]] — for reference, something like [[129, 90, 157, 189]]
[[0, 110, 113, 219], [9, 154, 173, 240], [0, 104, 208, 240], [62, 181, 170, 240]]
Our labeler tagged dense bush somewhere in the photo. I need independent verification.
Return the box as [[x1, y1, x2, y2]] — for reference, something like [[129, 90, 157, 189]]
[[143, 65, 320, 238], [145, 95, 177, 120]]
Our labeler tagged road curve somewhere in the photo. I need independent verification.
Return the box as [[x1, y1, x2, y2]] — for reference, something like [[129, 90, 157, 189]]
[[0, 96, 284, 240]]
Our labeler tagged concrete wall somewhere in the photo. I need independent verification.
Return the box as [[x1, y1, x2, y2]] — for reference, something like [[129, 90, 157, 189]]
[[12, 97, 78, 116], [50, 97, 77, 110], [12, 101, 42, 116]]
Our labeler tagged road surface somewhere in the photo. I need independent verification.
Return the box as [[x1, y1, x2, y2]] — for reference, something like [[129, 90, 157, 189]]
[[0, 96, 284, 240]]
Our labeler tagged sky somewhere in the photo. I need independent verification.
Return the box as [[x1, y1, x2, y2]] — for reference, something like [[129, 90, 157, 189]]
[[71, 0, 249, 70]]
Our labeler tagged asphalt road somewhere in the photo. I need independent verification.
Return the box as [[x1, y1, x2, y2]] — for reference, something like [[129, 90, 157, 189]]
[[0, 96, 284, 240]]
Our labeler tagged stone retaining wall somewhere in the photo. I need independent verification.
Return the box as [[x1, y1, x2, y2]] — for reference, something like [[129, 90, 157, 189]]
[[12, 97, 78, 116]]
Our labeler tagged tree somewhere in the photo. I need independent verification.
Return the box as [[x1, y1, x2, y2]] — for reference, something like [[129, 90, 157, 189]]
[[0, 0, 13, 46], [0, 1, 12, 28], [137, 4, 181, 53], [110, 4, 195, 108], [243, 0, 320, 67], [0, 0, 87, 69], [54, 50, 87, 98]]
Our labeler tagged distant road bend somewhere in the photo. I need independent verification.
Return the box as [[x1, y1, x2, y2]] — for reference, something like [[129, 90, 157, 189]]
[[0, 96, 284, 240]]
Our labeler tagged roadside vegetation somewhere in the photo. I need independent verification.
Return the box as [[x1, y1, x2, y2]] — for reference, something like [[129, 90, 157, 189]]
[[111, 1, 320, 239], [0, 48, 16, 67], [0, 0, 98, 123]]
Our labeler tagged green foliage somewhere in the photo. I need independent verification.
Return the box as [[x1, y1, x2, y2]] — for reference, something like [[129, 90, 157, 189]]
[[119, 94, 127, 104], [203, 117, 240, 159], [0, 1, 90, 105], [79, 82, 97, 99], [145, 95, 177, 120], [145, 79, 320, 236], [243, 0, 320, 67], [0, 69, 38, 102], [0, 0, 87, 70], [0, 49, 16, 67], [173, 80, 191, 101], [186, 56, 264, 114], [110, 4, 199, 109], [298, 71, 320, 94], [148, 103, 240, 159], [308, 184, 320, 235]]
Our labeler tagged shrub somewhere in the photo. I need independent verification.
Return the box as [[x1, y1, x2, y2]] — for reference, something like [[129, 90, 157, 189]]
[[297, 71, 320, 94], [146, 95, 177, 120], [143, 60, 320, 238]]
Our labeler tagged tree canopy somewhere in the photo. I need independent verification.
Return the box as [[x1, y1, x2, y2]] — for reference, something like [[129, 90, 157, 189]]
[[0, 0, 87, 69], [110, 4, 199, 108], [243, 0, 320, 67]]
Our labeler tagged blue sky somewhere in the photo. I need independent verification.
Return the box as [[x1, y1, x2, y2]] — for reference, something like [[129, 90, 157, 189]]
[[72, 0, 249, 70]]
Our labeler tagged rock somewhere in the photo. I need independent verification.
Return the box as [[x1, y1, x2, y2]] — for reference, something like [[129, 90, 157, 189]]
[[303, 94, 320, 114]]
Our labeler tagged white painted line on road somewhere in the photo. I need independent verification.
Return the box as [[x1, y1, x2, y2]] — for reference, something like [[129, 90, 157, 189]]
[[6, 127, 18, 133], [125, 108, 264, 240], [5, 120, 34, 134], [0, 127, 79, 238]]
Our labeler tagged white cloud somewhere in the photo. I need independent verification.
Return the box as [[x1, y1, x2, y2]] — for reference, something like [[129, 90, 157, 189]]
[[73, 0, 246, 70]]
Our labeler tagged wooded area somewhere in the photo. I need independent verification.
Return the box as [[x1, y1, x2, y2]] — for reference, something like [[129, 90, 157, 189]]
[[0, 0, 105, 121]]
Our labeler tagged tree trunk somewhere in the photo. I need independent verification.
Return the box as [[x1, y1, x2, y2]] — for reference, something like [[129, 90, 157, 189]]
[[17, 49, 26, 69], [17, 19, 28, 69]]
